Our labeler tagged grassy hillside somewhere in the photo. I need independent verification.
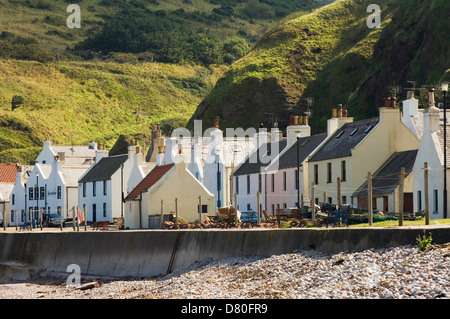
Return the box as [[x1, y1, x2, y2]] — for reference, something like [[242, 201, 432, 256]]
[[0, 0, 323, 64], [188, 0, 450, 133], [0, 59, 227, 163], [0, 0, 325, 163]]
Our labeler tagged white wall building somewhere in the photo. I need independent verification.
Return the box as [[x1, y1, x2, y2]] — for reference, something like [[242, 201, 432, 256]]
[[9, 141, 96, 226], [412, 89, 450, 219], [78, 145, 154, 223]]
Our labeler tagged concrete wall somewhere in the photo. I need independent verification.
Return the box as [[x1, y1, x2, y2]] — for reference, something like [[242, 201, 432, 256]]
[[0, 227, 449, 281]]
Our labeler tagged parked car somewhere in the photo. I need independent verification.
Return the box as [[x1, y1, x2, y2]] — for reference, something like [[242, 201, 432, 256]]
[[47, 213, 65, 227]]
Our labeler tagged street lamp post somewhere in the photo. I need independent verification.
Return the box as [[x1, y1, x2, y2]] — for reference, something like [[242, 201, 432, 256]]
[[442, 82, 448, 218]]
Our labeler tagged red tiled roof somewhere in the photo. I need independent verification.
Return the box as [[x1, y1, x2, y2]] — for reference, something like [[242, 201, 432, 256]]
[[0, 164, 19, 183], [126, 163, 175, 199]]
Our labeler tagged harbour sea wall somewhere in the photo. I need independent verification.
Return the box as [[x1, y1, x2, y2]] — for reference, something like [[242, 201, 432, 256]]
[[0, 227, 449, 281]]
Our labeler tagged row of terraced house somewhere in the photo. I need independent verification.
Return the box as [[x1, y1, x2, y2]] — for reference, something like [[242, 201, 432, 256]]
[[0, 89, 448, 228]]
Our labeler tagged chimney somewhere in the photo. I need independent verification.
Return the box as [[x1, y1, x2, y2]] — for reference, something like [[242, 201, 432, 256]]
[[95, 148, 109, 162], [162, 137, 178, 165], [327, 105, 353, 136], [424, 88, 440, 133], [286, 114, 310, 146], [428, 88, 436, 108], [57, 152, 65, 164]]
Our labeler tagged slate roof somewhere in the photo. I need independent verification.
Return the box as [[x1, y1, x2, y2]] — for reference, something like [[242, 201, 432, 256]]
[[277, 133, 327, 170], [352, 149, 418, 197], [79, 155, 128, 183], [125, 163, 174, 200], [309, 118, 379, 162], [234, 140, 288, 176]]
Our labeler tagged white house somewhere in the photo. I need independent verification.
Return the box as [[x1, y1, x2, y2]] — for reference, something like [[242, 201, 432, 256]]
[[412, 89, 450, 219], [9, 141, 96, 226], [78, 145, 155, 223]]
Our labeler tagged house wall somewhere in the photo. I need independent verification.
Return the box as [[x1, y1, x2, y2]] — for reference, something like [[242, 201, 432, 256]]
[[413, 132, 444, 218], [142, 164, 215, 226], [308, 156, 353, 206], [352, 108, 420, 201]]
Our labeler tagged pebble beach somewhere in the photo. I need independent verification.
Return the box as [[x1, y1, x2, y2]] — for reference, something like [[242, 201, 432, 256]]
[[0, 242, 449, 300]]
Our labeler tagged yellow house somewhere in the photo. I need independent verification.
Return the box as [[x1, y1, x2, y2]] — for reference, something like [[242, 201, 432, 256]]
[[308, 99, 420, 209], [124, 160, 215, 229]]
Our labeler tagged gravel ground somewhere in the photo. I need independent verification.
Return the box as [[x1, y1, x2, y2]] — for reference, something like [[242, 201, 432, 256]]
[[0, 243, 449, 299]]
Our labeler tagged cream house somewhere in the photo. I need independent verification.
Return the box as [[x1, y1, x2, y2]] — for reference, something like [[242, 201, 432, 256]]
[[308, 98, 421, 208], [124, 160, 215, 229]]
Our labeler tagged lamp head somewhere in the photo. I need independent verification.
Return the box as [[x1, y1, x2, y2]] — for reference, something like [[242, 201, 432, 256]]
[[441, 82, 448, 93]]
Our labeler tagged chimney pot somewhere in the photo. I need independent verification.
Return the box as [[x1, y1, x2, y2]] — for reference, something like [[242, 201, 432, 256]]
[[289, 115, 294, 125], [214, 117, 219, 129], [294, 116, 299, 125], [384, 97, 390, 108], [390, 97, 396, 108], [342, 109, 348, 117], [332, 108, 337, 118]]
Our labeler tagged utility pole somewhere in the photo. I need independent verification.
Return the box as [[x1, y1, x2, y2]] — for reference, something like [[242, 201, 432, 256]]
[[368, 172, 373, 226], [337, 177, 341, 208], [175, 198, 178, 223], [311, 182, 315, 221], [399, 167, 405, 226], [160, 200, 164, 229], [257, 191, 261, 226], [424, 162, 430, 225], [198, 196, 202, 224]]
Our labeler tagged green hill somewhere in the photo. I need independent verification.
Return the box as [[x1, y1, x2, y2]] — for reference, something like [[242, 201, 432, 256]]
[[0, 0, 324, 163], [187, 0, 450, 133]]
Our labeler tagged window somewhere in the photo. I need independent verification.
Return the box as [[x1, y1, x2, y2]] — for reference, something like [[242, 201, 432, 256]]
[[271, 204, 275, 215], [341, 161, 346, 181], [12, 194, 15, 205], [433, 190, 439, 213], [417, 190, 422, 211], [327, 163, 332, 183], [247, 203, 251, 211], [283, 203, 287, 209], [350, 128, 358, 136], [342, 196, 347, 204], [57, 186, 61, 199], [93, 181, 96, 196], [103, 203, 107, 218], [235, 176, 239, 195], [283, 172, 287, 191], [103, 181, 107, 196], [57, 206, 62, 217], [271, 174, 275, 192], [10, 210, 14, 222], [314, 165, 319, 184], [247, 175, 251, 194], [83, 182, 86, 197], [258, 174, 262, 193], [34, 187, 38, 200], [40, 187, 45, 200], [197, 205, 208, 214], [29, 187, 34, 200], [295, 169, 299, 190]]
